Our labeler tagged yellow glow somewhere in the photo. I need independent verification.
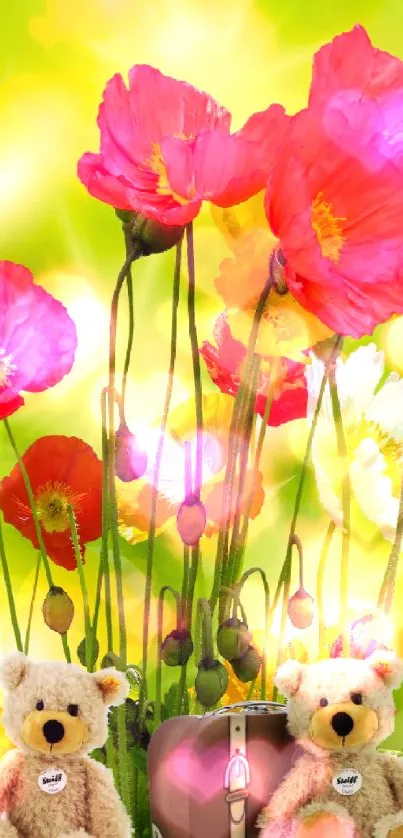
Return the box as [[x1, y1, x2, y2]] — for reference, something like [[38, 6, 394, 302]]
[[385, 316, 403, 375]]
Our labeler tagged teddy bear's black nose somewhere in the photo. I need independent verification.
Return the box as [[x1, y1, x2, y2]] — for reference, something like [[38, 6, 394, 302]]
[[331, 711, 354, 738], [43, 720, 65, 744]]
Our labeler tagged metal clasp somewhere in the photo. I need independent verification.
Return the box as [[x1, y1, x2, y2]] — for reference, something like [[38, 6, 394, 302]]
[[224, 749, 250, 825]]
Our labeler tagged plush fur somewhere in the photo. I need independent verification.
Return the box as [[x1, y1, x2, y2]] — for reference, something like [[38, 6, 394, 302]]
[[0, 653, 132, 837], [258, 651, 403, 838]]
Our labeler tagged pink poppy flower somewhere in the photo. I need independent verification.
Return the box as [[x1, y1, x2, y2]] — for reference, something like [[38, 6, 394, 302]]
[[200, 314, 308, 427], [0, 261, 77, 419], [265, 27, 403, 338], [77, 65, 289, 226]]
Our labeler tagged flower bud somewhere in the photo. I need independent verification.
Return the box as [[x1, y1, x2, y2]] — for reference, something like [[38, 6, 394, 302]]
[[42, 586, 74, 634], [217, 617, 251, 661], [287, 587, 314, 629], [161, 629, 194, 667], [195, 658, 229, 707], [115, 422, 148, 482], [116, 209, 184, 256], [176, 494, 206, 546], [231, 646, 262, 683], [77, 637, 100, 667]]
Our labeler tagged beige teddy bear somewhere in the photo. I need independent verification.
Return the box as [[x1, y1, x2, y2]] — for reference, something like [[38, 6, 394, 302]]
[[0, 652, 132, 838], [258, 650, 403, 838]]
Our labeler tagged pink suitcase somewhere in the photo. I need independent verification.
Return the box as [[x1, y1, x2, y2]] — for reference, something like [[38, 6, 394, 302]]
[[148, 701, 296, 838]]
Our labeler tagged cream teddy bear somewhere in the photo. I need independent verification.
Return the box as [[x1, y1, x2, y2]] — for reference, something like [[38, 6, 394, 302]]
[[0, 652, 132, 838], [258, 651, 403, 838]]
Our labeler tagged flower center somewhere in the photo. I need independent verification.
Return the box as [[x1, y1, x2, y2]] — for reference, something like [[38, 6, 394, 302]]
[[349, 418, 403, 493], [311, 191, 346, 263], [35, 481, 83, 533], [148, 143, 195, 205], [0, 348, 17, 389]]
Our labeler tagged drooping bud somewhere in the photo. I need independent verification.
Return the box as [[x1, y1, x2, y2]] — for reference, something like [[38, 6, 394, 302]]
[[161, 629, 194, 667], [217, 617, 251, 661], [195, 658, 229, 707], [115, 422, 148, 482], [42, 586, 74, 634], [101, 652, 123, 669], [176, 494, 206, 546], [115, 209, 184, 256], [77, 637, 100, 667], [231, 646, 262, 683], [287, 587, 315, 629]]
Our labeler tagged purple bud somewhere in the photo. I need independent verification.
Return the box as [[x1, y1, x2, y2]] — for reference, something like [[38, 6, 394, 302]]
[[176, 494, 206, 546], [115, 422, 148, 482]]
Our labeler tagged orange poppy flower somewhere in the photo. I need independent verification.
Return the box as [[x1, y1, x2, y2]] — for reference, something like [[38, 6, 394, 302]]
[[0, 436, 102, 570]]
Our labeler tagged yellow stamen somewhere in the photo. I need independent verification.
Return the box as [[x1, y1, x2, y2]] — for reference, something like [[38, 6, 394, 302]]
[[148, 143, 194, 205], [35, 481, 84, 533], [0, 349, 17, 388], [311, 191, 346, 263]]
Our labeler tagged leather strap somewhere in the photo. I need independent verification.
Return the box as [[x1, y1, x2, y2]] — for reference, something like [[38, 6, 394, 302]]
[[224, 715, 249, 838]]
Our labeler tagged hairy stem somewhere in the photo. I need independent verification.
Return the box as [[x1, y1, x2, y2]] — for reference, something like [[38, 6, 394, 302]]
[[329, 368, 351, 657], [317, 521, 336, 659], [24, 552, 41, 655], [68, 505, 93, 671], [0, 513, 23, 651]]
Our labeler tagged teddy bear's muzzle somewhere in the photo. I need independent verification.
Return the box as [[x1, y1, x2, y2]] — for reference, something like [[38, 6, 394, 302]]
[[310, 701, 379, 750], [21, 709, 89, 755]]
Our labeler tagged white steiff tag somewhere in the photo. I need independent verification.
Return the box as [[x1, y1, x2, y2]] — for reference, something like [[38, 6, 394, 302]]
[[332, 768, 362, 796], [38, 767, 67, 794]]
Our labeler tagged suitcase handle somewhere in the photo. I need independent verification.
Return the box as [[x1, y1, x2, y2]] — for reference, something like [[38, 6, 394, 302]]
[[207, 700, 285, 715]]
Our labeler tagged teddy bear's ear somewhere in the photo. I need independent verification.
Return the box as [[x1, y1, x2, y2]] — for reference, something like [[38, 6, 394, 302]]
[[368, 650, 403, 689], [0, 652, 30, 691], [92, 668, 129, 706], [274, 659, 304, 698]]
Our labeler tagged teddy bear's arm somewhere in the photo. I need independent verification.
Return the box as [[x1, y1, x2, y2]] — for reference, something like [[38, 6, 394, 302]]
[[0, 750, 24, 814], [85, 758, 132, 837], [380, 753, 403, 809], [257, 754, 330, 826]]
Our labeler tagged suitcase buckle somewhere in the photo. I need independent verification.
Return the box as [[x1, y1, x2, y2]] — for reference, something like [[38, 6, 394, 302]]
[[224, 750, 250, 825]]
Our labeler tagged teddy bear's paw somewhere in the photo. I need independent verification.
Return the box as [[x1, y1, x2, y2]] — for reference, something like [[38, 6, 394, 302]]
[[296, 803, 355, 838], [0, 821, 20, 838], [58, 831, 92, 838], [374, 812, 403, 838], [296, 813, 346, 838]]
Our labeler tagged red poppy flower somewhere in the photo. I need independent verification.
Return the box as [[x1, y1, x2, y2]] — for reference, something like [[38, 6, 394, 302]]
[[201, 314, 308, 427], [265, 27, 403, 338], [0, 261, 77, 420], [0, 436, 102, 570], [77, 65, 288, 226]]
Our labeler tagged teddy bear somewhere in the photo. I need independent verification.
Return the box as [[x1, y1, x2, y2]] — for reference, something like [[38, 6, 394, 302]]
[[257, 650, 403, 838], [0, 652, 132, 838]]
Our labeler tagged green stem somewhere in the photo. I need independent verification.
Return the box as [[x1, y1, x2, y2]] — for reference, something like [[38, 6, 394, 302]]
[[186, 222, 203, 500], [3, 418, 71, 662], [379, 474, 403, 614], [229, 358, 280, 589], [141, 239, 182, 709], [317, 521, 336, 659], [329, 368, 351, 657], [0, 513, 23, 651], [101, 389, 113, 653], [267, 336, 343, 633], [121, 230, 135, 410], [232, 568, 270, 700], [210, 253, 276, 613], [225, 358, 260, 594], [197, 598, 214, 660], [24, 551, 41, 655], [155, 586, 182, 727], [90, 557, 104, 670], [67, 505, 93, 671]]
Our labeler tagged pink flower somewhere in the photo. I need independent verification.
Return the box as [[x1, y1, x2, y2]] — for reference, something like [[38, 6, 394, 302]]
[[78, 65, 288, 226], [265, 27, 403, 338], [0, 261, 77, 419], [200, 314, 308, 427]]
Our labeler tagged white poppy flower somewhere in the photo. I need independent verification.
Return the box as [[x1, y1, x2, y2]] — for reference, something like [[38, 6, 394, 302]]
[[305, 344, 403, 542]]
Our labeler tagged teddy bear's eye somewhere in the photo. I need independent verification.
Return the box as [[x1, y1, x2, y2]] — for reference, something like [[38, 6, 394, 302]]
[[36, 700, 44, 711], [351, 692, 363, 705], [319, 697, 328, 707], [67, 704, 79, 716]]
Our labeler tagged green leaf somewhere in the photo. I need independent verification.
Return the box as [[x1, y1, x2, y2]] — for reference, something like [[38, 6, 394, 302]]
[[130, 745, 148, 774]]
